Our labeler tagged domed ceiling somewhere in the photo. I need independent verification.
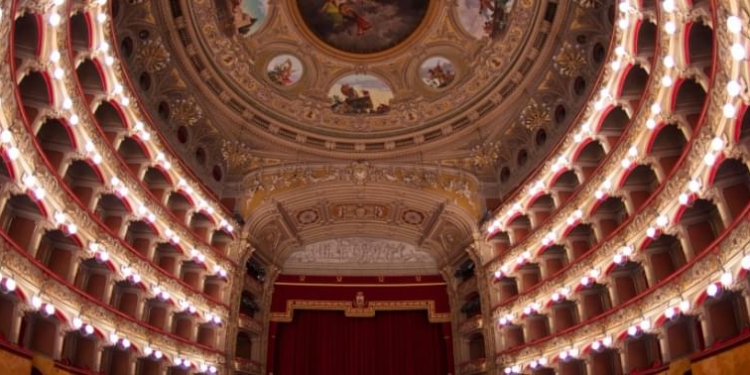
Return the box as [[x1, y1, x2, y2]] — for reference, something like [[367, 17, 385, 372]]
[[113, 0, 614, 273]]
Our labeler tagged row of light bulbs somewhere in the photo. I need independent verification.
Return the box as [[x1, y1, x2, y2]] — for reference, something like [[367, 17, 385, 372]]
[[0, 1, 229, 371], [22, 0, 233, 313], [486, 0, 737, 295], [496, 0, 749, 370], [502, 259, 750, 373], [1, 265, 222, 373]]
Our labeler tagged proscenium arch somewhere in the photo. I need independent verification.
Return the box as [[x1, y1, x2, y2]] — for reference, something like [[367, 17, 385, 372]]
[[239, 164, 480, 274]]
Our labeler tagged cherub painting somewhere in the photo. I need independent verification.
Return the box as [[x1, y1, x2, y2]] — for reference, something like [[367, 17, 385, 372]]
[[297, 0, 429, 54], [266, 55, 303, 86]]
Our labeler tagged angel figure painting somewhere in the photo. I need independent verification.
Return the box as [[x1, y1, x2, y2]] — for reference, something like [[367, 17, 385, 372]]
[[297, 0, 430, 54], [266, 55, 304, 86]]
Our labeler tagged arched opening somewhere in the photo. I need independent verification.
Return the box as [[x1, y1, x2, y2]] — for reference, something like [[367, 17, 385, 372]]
[[101, 345, 134, 375], [528, 194, 555, 227], [550, 170, 580, 205], [590, 348, 622, 375], [143, 166, 172, 202], [21, 312, 59, 357], [489, 231, 512, 257], [142, 298, 170, 331], [672, 79, 707, 129], [644, 234, 687, 283], [539, 245, 568, 278], [564, 223, 595, 260], [63, 160, 103, 208], [609, 261, 648, 306], [124, 220, 158, 256], [13, 13, 41, 59], [635, 21, 657, 58], [579, 283, 611, 320], [1, 194, 44, 251], [36, 229, 80, 281], [74, 258, 112, 302], [685, 21, 714, 67], [18, 71, 52, 123], [623, 333, 661, 373], [204, 275, 224, 302], [662, 314, 703, 361], [36, 118, 75, 172], [703, 290, 749, 346], [154, 242, 181, 276], [550, 300, 578, 333], [180, 261, 204, 290], [136, 357, 163, 375], [94, 101, 128, 143], [110, 281, 142, 318], [61, 331, 98, 371], [172, 312, 194, 341], [598, 106, 630, 147], [517, 263, 542, 292], [677, 199, 723, 256], [590, 196, 629, 239], [0, 291, 19, 342], [620, 164, 659, 210], [210, 229, 233, 254], [460, 293, 481, 319], [167, 191, 193, 224], [573, 140, 606, 181], [559, 358, 586, 375], [507, 214, 532, 244], [711, 158, 750, 221], [502, 324, 525, 349], [75, 59, 106, 97], [618, 65, 649, 106], [117, 137, 150, 174], [69, 12, 90, 51], [94, 193, 130, 233], [496, 277, 519, 303], [648, 123, 688, 175], [189, 212, 214, 242], [240, 291, 259, 318], [197, 323, 217, 347]]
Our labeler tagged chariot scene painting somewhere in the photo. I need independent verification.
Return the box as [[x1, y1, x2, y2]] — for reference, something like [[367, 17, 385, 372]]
[[420, 57, 456, 89], [229, 0, 269, 36], [266, 55, 304, 87], [457, 0, 515, 40], [328, 74, 393, 115], [296, 0, 430, 54]]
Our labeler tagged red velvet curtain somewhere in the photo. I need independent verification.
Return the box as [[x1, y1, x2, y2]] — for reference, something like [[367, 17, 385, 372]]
[[273, 310, 449, 375]]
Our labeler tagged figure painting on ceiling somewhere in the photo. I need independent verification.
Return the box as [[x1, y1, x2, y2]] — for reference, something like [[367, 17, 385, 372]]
[[329, 74, 393, 115], [229, 0, 268, 36], [420, 57, 456, 89], [266, 55, 304, 86], [458, 0, 515, 40], [296, 0, 430, 54]]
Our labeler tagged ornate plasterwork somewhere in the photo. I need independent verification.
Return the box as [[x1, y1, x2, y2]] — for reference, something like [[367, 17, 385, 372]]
[[286, 237, 436, 266]]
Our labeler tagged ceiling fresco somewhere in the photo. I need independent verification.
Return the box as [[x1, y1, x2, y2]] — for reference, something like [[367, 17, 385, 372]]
[[295, 0, 431, 54]]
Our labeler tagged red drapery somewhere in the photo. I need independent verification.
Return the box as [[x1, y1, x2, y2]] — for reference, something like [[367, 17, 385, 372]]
[[273, 310, 449, 375]]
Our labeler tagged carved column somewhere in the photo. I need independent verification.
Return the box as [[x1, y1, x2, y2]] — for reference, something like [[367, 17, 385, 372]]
[[471, 238, 497, 374], [223, 237, 254, 373]]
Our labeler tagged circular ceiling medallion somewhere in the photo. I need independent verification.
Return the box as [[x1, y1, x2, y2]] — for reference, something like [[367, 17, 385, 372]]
[[294, 0, 430, 55], [296, 209, 320, 225], [420, 56, 456, 90], [329, 74, 393, 115], [402, 210, 425, 225], [266, 54, 304, 87]]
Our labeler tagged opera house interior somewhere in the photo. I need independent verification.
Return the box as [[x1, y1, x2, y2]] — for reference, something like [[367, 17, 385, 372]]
[[1, 0, 750, 374]]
